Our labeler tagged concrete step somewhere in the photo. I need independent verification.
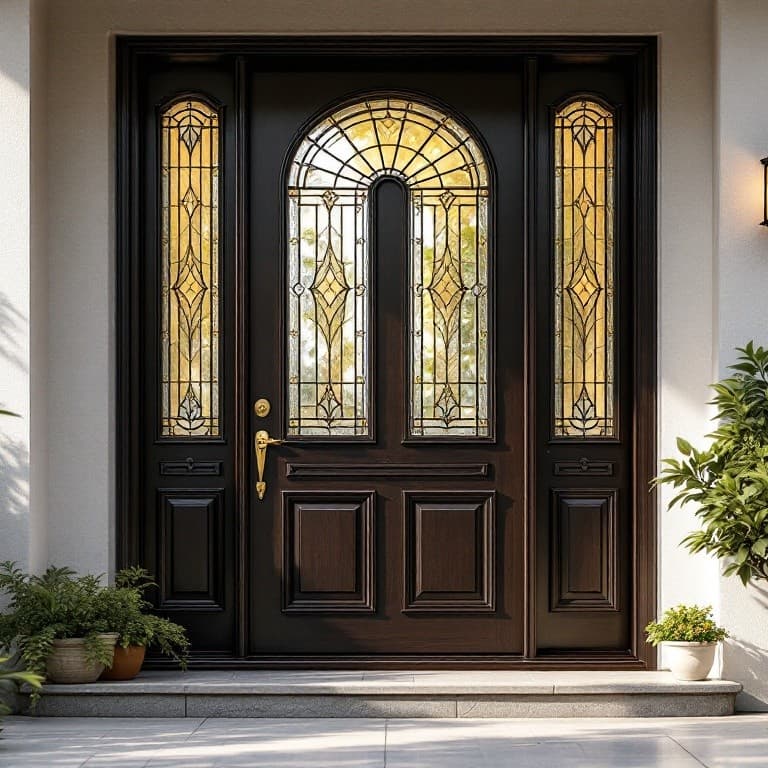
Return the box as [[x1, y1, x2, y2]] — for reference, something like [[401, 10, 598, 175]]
[[24, 671, 742, 718]]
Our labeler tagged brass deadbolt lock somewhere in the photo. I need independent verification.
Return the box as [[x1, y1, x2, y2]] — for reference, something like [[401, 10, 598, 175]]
[[254, 398, 271, 418]]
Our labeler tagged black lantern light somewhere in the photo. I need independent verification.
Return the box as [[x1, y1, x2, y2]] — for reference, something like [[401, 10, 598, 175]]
[[762, 157, 768, 226]]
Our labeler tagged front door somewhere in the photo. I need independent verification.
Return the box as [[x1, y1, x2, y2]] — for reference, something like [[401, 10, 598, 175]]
[[248, 66, 524, 656], [120, 38, 657, 666]]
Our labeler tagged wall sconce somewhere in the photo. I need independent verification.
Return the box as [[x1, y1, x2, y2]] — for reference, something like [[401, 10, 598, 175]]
[[762, 157, 768, 226]]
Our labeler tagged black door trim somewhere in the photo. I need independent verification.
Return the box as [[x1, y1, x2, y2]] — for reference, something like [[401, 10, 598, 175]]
[[116, 34, 657, 669]]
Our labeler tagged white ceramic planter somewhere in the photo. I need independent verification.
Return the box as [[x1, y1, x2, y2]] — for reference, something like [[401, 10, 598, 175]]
[[664, 641, 717, 681]]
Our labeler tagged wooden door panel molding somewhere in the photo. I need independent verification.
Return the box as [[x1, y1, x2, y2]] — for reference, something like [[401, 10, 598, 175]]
[[282, 490, 375, 613], [550, 489, 619, 612], [403, 490, 495, 613], [553, 459, 614, 477], [159, 458, 223, 476], [286, 463, 490, 479], [157, 488, 225, 611]]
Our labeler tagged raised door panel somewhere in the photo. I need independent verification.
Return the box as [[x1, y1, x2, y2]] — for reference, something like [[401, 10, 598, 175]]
[[157, 488, 225, 611], [550, 489, 618, 612], [404, 491, 495, 612], [282, 491, 375, 613]]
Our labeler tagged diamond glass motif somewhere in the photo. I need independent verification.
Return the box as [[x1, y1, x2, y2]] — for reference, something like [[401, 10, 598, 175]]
[[181, 187, 200, 218], [310, 244, 351, 346]]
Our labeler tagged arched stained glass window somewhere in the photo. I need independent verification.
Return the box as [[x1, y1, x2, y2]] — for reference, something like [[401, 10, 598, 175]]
[[553, 98, 615, 438], [287, 97, 491, 438], [160, 99, 220, 438]]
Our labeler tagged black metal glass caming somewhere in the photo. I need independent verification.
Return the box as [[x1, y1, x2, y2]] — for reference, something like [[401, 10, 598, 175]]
[[554, 99, 615, 438], [286, 97, 490, 438], [160, 99, 220, 437]]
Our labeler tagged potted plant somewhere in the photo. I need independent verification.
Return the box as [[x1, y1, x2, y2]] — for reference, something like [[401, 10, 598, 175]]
[[655, 342, 768, 584], [645, 604, 728, 680], [98, 567, 189, 681], [0, 562, 119, 696]]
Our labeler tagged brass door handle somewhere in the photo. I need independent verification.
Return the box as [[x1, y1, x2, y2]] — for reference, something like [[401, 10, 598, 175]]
[[254, 429, 283, 501]]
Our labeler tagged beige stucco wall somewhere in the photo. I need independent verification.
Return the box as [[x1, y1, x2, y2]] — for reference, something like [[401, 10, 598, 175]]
[[18, 0, 768, 703]]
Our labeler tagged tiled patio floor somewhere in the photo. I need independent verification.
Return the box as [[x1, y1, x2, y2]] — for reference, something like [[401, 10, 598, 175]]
[[2, 713, 768, 767]]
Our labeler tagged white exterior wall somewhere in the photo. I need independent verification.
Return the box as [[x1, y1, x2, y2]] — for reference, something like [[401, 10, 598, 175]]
[[0, 0, 46, 580], [0, 0, 31, 573], [5, 0, 768, 707], [716, 0, 768, 711]]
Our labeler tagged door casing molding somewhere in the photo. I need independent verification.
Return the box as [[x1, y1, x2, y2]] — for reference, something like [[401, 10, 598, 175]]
[[116, 35, 657, 669]]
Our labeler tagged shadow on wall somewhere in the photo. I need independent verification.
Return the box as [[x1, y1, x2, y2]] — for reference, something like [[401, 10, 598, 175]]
[[0, 290, 28, 375], [0, 436, 29, 586], [724, 580, 768, 711], [0, 290, 30, 581]]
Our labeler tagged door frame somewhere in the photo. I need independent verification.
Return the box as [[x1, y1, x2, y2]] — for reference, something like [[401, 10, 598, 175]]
[[116, 35, 657, 669]]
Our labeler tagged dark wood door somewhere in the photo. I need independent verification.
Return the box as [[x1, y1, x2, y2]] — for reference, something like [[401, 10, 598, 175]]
[[248, 60, 526, 656], [120, 39, 656, 666]]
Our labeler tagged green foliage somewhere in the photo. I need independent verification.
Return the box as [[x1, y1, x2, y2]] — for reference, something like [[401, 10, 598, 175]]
[[655, 342, 768, 585], [0, 655, 43, 727], [645, 604, 728, 646], [0, 563, 189, 705], [0, 563, 116, 706], [106, 567, 189, 667]]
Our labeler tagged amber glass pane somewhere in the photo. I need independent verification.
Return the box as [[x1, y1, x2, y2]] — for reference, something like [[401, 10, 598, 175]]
[[160, 100, 220, 437], [554, 99, 615, 438], [287, 98, 490, 438]]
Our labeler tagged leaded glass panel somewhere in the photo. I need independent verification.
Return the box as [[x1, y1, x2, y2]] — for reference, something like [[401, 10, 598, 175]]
[[553, 99, 615, 438], [287, 97, 490, 438], [160, 99, 220, 437]]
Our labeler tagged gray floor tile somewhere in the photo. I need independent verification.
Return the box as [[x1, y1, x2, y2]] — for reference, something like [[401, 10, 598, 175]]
[[3, 714, 768, 767], [180, 719, 385, 767]]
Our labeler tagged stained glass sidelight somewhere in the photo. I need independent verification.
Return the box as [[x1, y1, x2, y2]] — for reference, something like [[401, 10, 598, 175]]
[[287, 98, 490, 438], [554, 99, 615, 438], [160, 100, 220, 437]]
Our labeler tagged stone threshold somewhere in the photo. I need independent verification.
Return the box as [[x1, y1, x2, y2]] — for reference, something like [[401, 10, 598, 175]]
[[28, 670, 742, 718]]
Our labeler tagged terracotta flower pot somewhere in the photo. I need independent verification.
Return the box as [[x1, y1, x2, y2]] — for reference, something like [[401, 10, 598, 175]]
[[45, 633, 119, 684], [100, 644, 146, 681], [664, 641, 718, 681]]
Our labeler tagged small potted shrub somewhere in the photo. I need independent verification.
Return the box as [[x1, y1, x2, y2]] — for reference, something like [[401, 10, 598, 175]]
[[98, 567, 189, 681], [645, 604, 728, 680], [0, 563, 118, 692]]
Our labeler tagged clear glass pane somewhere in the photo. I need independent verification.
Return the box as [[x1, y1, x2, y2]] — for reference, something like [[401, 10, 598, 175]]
[[553, 99, 615, 438], [160, 99, 220, 438], [287, 97, 491, 438]]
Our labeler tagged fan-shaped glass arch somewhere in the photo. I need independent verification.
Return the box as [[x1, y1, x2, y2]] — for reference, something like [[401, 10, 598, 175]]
[[554, 98, 615, 438], [286, 97, 491, 438], [160, 99, 220, 438]]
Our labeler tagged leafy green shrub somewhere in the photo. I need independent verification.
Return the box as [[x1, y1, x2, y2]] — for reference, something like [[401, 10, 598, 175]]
[[655, 342, 768, 585], [0, 562, 189, 704], [0, 563, 117, 680], [104, 567, 189, 666], [645, 604, 728, 645]]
